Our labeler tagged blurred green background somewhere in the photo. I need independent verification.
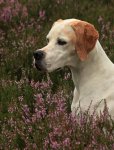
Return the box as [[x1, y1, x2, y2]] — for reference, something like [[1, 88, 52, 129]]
[[0, 0, 114, 81]]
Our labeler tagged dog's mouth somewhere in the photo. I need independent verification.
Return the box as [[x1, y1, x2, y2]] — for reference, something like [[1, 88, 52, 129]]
[[35, 62, 42, 71], [34, 60, 47, 72], [34, 59, 63, 72]]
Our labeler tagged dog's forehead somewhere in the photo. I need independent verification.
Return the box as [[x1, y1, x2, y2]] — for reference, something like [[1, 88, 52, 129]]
[[47, 19, 79, 39]]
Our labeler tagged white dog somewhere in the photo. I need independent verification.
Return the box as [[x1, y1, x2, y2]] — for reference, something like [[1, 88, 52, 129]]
[[33, 19, 114, 117]]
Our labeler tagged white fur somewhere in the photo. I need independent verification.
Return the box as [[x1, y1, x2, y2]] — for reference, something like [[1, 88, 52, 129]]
[[39, 19, 114, 117], [71, 40, 114, 116]]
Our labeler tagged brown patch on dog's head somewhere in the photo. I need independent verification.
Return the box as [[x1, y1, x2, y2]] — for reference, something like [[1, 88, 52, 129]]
[[70, 20, 99, 61]]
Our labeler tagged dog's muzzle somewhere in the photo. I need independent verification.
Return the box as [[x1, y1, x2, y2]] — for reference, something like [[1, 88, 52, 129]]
[[33, 50, 46, 71]]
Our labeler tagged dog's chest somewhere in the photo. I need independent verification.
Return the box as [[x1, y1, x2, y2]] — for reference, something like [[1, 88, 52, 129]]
[[73, 78, 114, 111]]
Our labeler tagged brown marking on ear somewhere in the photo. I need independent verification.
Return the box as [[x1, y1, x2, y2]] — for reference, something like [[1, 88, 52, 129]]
[[70, 21, 99, 61]]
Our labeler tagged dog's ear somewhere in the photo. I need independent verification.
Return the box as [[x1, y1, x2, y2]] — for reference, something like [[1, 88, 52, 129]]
[[71, 21, 99, 61]]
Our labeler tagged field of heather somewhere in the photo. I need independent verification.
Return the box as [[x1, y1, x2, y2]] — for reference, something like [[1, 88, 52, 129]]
[[0, 0, 114, 149]]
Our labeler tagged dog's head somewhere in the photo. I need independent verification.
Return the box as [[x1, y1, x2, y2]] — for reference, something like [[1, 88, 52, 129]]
[[33, 19, 99, 72]]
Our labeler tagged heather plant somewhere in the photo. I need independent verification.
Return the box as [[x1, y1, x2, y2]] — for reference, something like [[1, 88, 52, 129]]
[[98, 16, 114, 61], [0, 0, 28, 22], [1, 77, 114, 149]]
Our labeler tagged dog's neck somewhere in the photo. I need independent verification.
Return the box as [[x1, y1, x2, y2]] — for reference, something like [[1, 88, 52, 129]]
[[70, 40, 114, 92]]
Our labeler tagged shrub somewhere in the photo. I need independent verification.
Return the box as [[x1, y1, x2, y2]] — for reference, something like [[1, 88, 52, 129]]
[[0, 78, 114, 149]]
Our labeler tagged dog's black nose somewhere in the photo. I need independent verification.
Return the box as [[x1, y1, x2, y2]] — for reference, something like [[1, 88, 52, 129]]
[[33, 50, 44, 60]]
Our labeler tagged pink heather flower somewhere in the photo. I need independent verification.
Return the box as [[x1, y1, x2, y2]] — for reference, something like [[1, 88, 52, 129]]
[[22, 115, 31, 124], [18, 96, 23, 102], [0, 0, 4, 4], [50, 141, 60, 149], [32, 143, 37, 149], [63, 138, 70, 146], [9, 0, 15, 3], [39, 10, 45, 20], [25, 118, 31, 124], [30, 80, 35, 87], [35, 94, 43, 105], [37, 24, 41, 31], [8, 106, 14, 113], [28, 127, 32, 133], [14, 1, 22, 12], [22, 104, 30, 116], [36, 109, 46, 119], [53, 127, 63, 137], [32, 114, 37, 123], [76, 141, 80, 145], [8, 117, 15, 127], [22, 6, 28, 17], [0, 7, 12, 22], [44, 138, 49, 149], [34, 82, 40, 89]]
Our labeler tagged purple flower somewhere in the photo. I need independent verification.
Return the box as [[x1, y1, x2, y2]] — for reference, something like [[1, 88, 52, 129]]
[[22, 104, 30, 117], [9, 0, 15, 3], [63, 138, 70, 146], [50, 141, 60, 149], [0, 0, 4, 4], [39, 10, 45, 20], [0, 7, 12, 22], [22, 6, 28, 17]]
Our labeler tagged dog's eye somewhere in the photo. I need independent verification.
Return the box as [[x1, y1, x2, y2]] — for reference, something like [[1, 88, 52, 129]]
[[57, 39, 67, 45]]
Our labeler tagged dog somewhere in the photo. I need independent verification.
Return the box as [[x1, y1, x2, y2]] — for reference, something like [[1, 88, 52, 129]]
[[33, 19, 114, 117]]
